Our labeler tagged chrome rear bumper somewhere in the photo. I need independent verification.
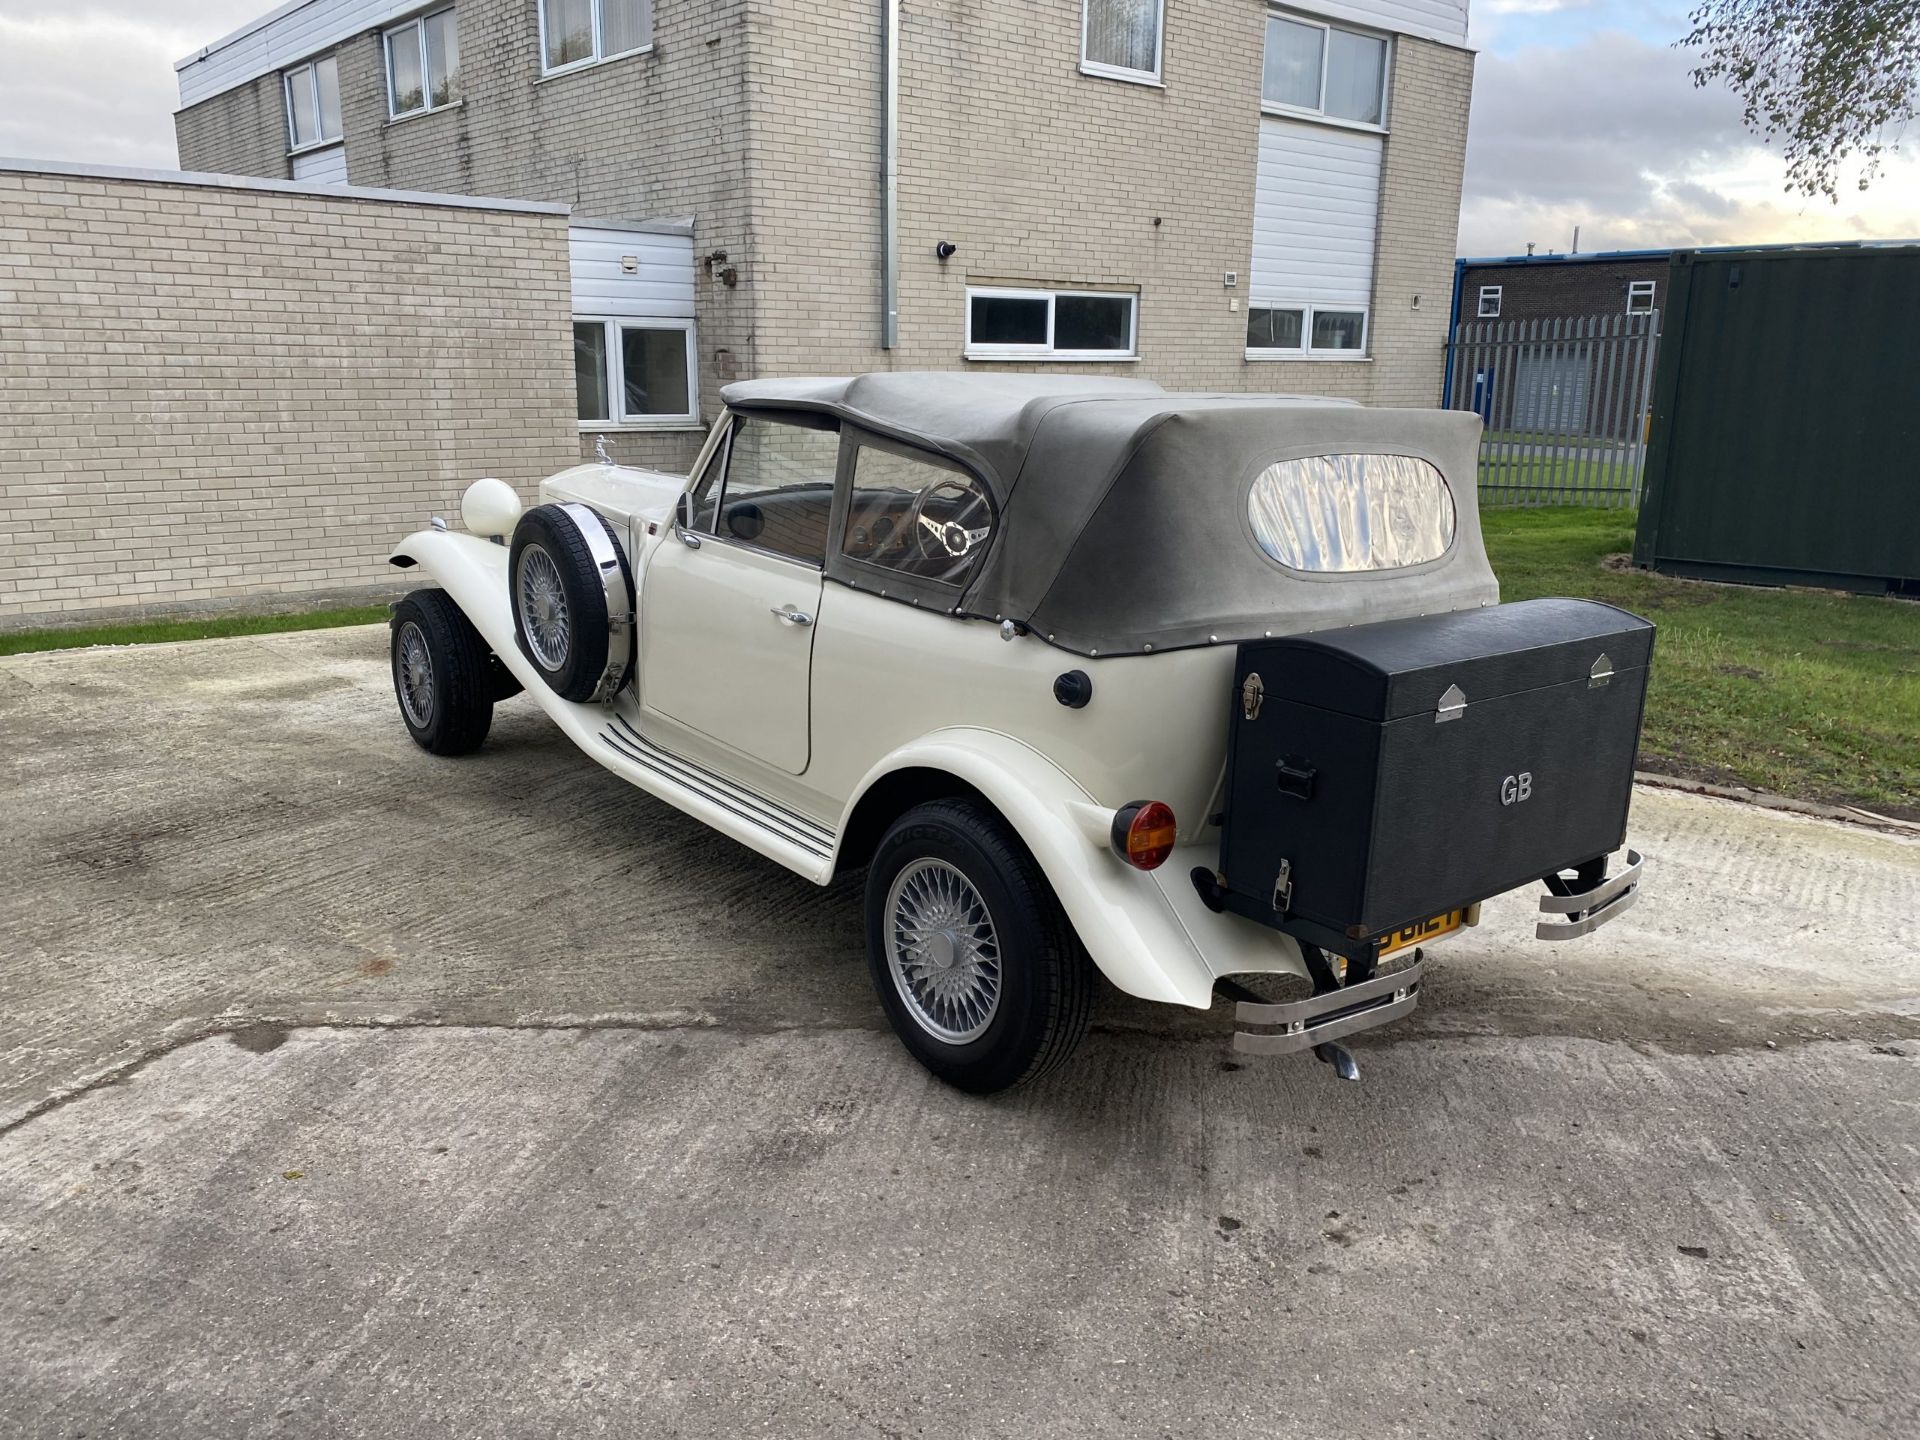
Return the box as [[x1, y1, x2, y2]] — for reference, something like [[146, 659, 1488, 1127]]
[[1536, 848, 1644, 940], [1232, 955, 1425, 1057]]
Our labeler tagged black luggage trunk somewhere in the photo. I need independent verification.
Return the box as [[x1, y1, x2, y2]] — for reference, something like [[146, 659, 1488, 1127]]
[[1217, 598, 1654, 958]]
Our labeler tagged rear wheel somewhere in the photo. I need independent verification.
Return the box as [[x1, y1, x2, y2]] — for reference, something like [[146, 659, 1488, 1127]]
[[390, 590, 493, 756], [865, 800, 1093, 1093]]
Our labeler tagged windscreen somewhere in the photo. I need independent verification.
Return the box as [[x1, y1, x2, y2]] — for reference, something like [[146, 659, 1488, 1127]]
[[1247, 453, 1456, 573]]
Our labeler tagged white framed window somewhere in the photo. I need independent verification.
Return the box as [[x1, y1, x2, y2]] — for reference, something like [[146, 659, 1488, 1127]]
[[1626, 279, 1657, 315], [540, 0, 652, 76], [386, 8, 460, 118], [1245, 303, 1367, 358], [1478, 285, 1502, 318], [283, 56, 342, 151], [574, 317, 698, 428], [1081, 0, 1164, 85], [965, 286, 1138, 361], [1262, 10, 1390, 129]]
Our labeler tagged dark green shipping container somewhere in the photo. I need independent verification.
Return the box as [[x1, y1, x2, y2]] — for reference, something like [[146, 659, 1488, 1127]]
[[1633, 245, 1920, 594]]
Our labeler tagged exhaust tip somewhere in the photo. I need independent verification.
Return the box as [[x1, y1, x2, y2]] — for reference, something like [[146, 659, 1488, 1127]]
[[1314, 1041, 1361, 1082]]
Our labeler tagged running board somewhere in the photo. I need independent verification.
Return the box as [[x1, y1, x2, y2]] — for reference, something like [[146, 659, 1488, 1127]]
[[598, 716, 836, 866]]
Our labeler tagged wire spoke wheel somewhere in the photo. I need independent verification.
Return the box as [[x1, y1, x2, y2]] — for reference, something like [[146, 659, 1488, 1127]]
[[516, 544, 571, 671], [389, 590, 494, 756], [885, 858, 1002, 1043], [395, 620, 436, 728]]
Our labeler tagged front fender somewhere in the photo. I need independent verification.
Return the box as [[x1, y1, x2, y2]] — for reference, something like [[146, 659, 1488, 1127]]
[[390, 529, 522, 674], [839, 729, 1308, 1010]]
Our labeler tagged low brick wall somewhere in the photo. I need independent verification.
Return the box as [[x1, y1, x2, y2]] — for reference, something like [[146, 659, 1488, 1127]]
[[0, 161, 576, 629]]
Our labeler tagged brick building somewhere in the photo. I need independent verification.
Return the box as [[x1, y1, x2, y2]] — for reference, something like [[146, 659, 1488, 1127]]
[[1454, 250, 1668, 332], [174, 0, 1479, 471], [1443, 250, 1669, 438]]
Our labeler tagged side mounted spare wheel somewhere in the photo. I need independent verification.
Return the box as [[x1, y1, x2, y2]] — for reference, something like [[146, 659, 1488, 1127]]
[[508, 502, 635, 703]]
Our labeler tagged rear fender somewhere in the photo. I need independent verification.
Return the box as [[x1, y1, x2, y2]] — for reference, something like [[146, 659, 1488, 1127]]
[[839, 729, 1308, 1009]]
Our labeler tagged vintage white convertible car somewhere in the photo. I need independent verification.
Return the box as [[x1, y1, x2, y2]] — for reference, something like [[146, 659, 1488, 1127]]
[[388, 374, 1649, 1091]]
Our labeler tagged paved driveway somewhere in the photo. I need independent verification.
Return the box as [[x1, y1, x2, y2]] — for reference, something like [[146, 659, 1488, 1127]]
[[2, 627, 1916, 1438]]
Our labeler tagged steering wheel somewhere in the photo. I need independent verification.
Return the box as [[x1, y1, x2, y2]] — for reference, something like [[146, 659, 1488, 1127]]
[[906, 477, 993, 581]]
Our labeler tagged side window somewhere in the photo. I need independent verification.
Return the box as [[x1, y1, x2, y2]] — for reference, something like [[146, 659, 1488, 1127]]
[[1082, 0, 1164, 85], [284, 56, 342, 149], [689, 415, 839, 567], [843, 445, 994, 586]]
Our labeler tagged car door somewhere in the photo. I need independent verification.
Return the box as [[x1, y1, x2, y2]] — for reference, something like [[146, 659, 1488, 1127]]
[[640, 410, 839, 776]]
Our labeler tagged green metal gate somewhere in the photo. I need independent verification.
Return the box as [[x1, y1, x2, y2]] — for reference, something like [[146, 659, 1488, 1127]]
[[1632, 245, 1920, 594]]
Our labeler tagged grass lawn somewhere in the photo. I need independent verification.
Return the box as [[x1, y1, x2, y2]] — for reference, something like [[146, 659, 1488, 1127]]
[[0, 605, 389, 658], [1481, 506, 1920, 818]]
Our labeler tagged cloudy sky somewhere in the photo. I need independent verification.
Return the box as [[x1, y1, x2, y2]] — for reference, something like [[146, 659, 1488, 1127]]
[[0, 0, 1913, 256], [1462, 0, 1919, 255]]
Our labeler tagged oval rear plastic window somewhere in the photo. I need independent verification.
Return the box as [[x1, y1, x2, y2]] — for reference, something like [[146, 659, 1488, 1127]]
[[1247, 454, 1456, 572]]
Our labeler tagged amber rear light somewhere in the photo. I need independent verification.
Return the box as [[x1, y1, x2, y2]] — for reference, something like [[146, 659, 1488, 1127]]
[[1110, 800, 1178, 871]]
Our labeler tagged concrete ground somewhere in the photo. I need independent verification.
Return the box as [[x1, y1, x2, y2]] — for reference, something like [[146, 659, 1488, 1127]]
[[2, 627, 1916, 1438]]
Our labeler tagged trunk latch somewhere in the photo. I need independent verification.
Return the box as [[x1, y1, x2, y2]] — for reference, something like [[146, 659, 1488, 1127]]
[[1241, 671, 1265, 720], [1272, 858, 1293, 913], [1435, 683, 1467, 723], [1589, 652, 1613, 689]]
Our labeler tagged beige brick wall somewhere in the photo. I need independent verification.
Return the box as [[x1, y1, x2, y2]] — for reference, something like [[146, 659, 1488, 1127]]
[[0, 165, 575, 628], [1367, 37, 1476, 406], [748, 2, 1471, 405], [174, 73, 290, 182]]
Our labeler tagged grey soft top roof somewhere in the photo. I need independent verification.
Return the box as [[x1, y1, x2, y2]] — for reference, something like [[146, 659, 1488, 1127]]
[[721, 373, 1168, 498], [720, 373, 1355, 504], [717, 373, 1491, 657]]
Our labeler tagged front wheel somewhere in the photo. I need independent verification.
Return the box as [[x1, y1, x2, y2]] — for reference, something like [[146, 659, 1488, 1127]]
[[390, 590, 494, 756], [864, 800, 1094, 1093]]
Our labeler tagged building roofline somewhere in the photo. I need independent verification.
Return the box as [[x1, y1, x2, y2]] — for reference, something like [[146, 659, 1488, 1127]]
[[0, 157, 573, 217], [175, 0, 320, 73], [1458, 239, 1917, 267]]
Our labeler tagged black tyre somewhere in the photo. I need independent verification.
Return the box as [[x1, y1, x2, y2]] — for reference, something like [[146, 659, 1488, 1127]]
[[508, 504, 633, 703], [390, 590, 494, 756], [865, 800, 1094, 1093]]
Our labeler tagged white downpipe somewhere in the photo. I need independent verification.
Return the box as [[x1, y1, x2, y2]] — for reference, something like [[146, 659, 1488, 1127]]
[[880, 0, 899, 349]]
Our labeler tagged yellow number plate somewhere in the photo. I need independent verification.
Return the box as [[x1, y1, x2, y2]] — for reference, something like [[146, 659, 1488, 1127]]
[[1377, 908, 1466, 958]]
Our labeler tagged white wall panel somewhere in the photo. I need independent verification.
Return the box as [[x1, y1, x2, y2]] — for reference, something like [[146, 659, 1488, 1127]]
[[177, 0, 420, 108], [290, 143, 348, 184], [1248, 118, 1383, 307], [1282, 0, 1470, 47], [569, 227, 696, 320]]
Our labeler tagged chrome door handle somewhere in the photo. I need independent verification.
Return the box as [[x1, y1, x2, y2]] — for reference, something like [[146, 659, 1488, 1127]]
[[770, 605, 813, 626]]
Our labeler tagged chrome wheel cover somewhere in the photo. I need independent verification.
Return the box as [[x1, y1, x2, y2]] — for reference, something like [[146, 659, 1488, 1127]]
[[884, 858, 1002, 1043], [517, 544, 571, 671], [396, 620, 435, 728]]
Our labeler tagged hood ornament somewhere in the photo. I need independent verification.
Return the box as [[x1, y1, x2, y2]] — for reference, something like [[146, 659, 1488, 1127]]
[[594, 434, 614, 466]]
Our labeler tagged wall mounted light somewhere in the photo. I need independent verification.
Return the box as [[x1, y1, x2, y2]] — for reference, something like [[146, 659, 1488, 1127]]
[[935, 241, 957, 261]]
